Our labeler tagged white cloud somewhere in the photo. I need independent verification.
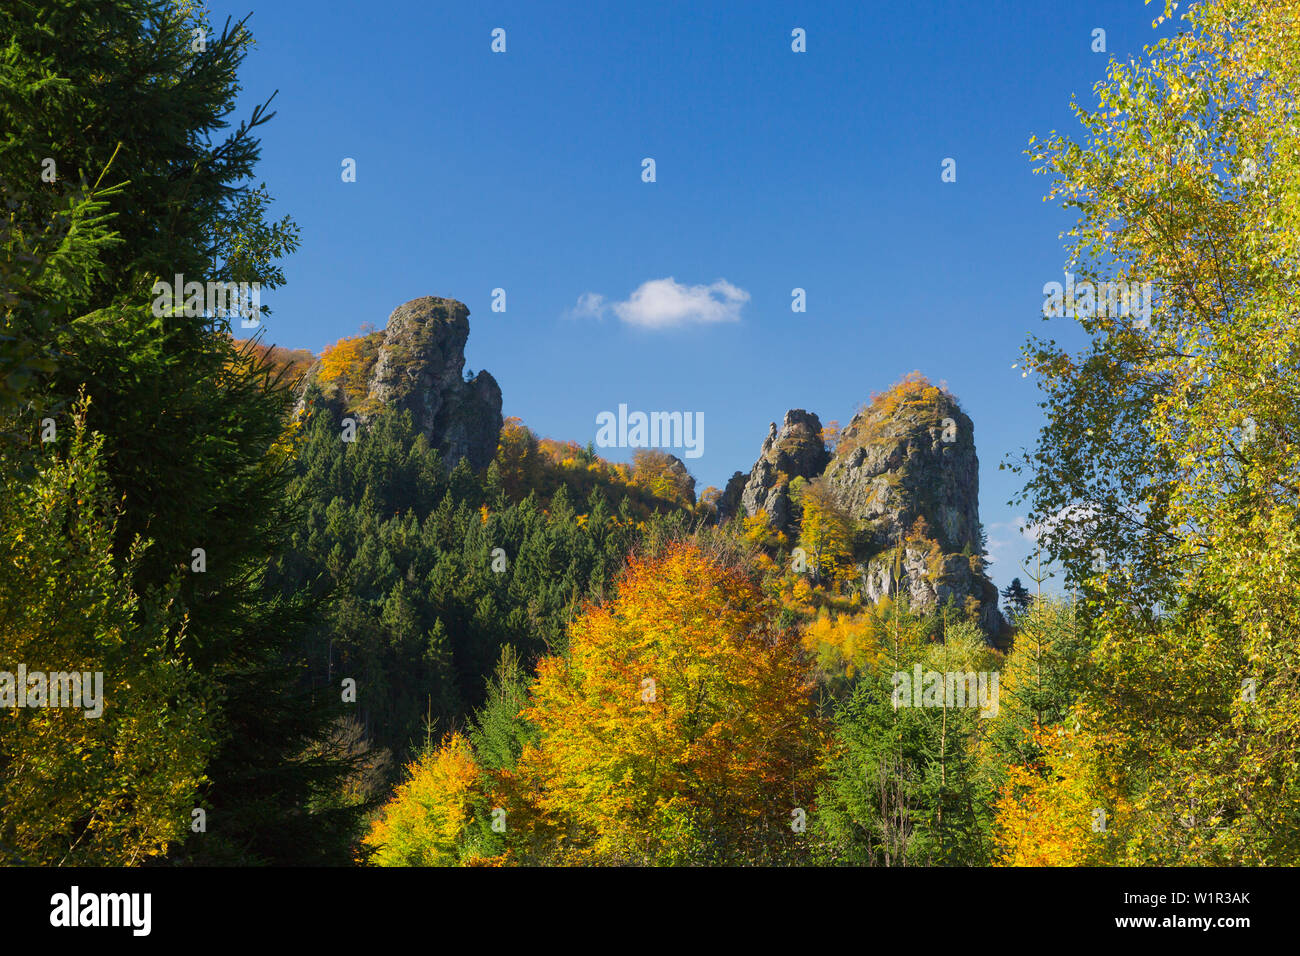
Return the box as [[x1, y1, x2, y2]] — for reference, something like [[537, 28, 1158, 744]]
[[572, 277, 750, 330], [569, 292, 606, 320]]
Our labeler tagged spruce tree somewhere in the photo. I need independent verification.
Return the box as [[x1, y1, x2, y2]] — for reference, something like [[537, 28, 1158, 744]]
[[1, 0, 356, 864], [1000, 577, 1033, 617]]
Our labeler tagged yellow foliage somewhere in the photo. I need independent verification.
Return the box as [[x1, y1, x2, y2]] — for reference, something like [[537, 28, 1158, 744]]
[[0, 404, 212, 865], [317, 336, 364, 386], [836, 372, 954, 460], [869, 371, 943, 418], [742, 510, 773, 547], [495, 418, 694, 517], [993, 724, 1133, 866], [363, 733, 482, 866], [795, 477, 854, 582], [801, 607, 888, 675], [515, 542, 822, 863], [317, 332, 381, 407]]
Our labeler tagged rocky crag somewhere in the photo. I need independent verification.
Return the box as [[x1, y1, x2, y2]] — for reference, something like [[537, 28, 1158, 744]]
[[366, 297, 502, 470], [722, 376, 1002, 637], [307, 296, 503, 470], [301, 302, 999, 634], [718, 409, 829, 538]]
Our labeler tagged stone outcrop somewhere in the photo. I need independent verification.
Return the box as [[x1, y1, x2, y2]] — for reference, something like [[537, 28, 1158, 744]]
[[724, 382, 1002, 637], [823, 388, 980, 555], [717, 470, 748, 523], [720, 410, 828, 535], [661, 453, 698, 506], [364, 296, 503, 470], [826, 385, 1000, 633], [860, 535, 1002, 635]]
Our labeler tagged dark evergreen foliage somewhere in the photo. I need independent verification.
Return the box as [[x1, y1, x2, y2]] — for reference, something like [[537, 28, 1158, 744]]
[[275, 391, 688, 767]]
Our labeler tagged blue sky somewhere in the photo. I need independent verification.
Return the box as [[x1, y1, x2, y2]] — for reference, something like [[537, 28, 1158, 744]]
[[214, 0, 1172, 592]]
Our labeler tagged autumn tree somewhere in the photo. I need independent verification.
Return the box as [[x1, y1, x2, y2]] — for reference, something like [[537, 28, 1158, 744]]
[[316, 331, 382, 408], [820, 420, 841, 454], [0, 400, 212, 865], [1014, 0, 1300, 863], [629, 448, 696, 508], [362, 733, 484, 867], [793, 476, 855, 585], [515, 542, 822, 864], [993, 724, 1135, 866], [802, 604, 891, 684]]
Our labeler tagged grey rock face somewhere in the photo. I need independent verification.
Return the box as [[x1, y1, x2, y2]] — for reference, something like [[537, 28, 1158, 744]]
[[862, 543, 1003, 636], [366, 296, 503, 470], [717, 470, 748, 522], [823, 388, 1000, 634], [662, 453, 698, 506], [723, 387, 1003, 638], [732, 409, 829, 535], [823, 391, 981, 555]]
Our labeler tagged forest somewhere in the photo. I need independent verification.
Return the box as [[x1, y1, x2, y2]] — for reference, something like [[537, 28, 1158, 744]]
[[2, 0, 1298, 868]]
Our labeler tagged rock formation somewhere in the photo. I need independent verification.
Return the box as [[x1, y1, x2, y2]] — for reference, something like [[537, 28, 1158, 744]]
[[306, 296, 503, 470], [826, 383, 1000, 633], [823, 386, 980, 555], [660, 452, 698, 507], [719, 409, 829, 535], [724, 380, 1002, 637], [717, 470, 748, 523], [366, 297, 502, 470]]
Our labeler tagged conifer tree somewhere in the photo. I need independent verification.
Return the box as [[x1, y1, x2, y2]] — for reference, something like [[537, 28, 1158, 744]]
[[1, 0, 353, 863]]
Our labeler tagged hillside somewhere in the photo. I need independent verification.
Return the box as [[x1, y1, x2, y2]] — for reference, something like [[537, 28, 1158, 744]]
[[258, 301, 1003, 639]]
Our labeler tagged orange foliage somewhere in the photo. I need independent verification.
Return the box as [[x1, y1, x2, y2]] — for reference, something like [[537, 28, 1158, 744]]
[[820, 420, 841, 454], [801, 605, 888, 677], [515, 542, 822, 863], [867, 370, 944, 417], [835, 372, 956, 461], [993, 724, 1131, 866], [494, 417, 694, 517], [629, 448, 694, 507], [230, 337, 316, 382], [316, 331, 383, 407]]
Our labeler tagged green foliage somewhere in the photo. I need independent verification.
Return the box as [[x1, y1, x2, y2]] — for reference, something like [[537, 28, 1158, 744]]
[[999, 577, 1033, 619], [811, 601, 999, 866], [983, 598, 1085, 785], [0, 399, 212, 865], [276, 396, 671, 767], [467, 645, 536, 773], [1011, 0, 1300, 864], [1, 1, 283, 307], [1, 0, 357, 864]]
